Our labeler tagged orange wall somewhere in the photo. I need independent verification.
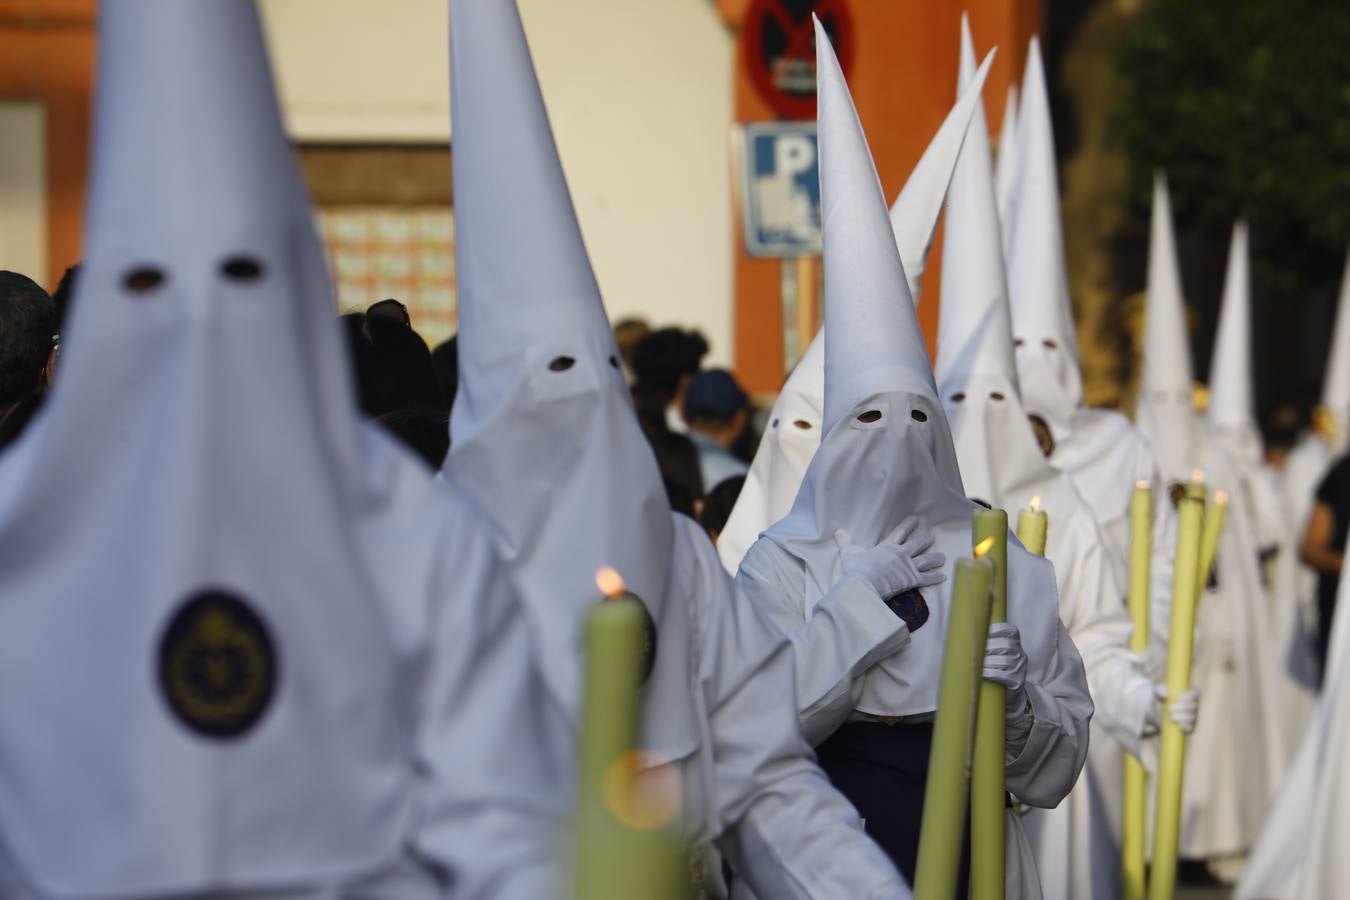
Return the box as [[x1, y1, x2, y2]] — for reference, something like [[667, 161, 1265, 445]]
[[0, 0, 95, 290], [724, 0, 1041, 393]]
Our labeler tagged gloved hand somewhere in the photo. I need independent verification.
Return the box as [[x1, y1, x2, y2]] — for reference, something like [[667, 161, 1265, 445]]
[[1143, 684, 1199, 736], [982, 622, 1028, 693], [836, 517, 946, 601]]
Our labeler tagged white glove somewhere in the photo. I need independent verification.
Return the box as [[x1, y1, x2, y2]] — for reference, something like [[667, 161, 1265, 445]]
[[837, 517, 946, 600], [1144, 684, 1199, 735], [982, 622, 1027, 693]]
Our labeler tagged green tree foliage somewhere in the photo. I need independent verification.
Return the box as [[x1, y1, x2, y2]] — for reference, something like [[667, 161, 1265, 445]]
[[1112, 0, 1350, 293]]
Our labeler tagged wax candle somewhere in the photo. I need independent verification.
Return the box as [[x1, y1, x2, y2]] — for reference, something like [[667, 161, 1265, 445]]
[[1148, 494, 1204, 900], [970, 510, 1009, 900], [1122, 482, 1153, 900], [914, 548, 995, 900], [1016, 496, 1048, 557], [1195, 490, 1228, 602], [575, 568, 691, 900]]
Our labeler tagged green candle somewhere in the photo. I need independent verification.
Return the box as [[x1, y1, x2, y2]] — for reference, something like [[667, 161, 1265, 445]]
[[1122, 483, 1153, 900], [1149, 495, 1204, 900], [914, 551, 995, 899], [970, 510, 1009, 900], [575, 569, 692, 900], [1016, 496, 1048, 557]]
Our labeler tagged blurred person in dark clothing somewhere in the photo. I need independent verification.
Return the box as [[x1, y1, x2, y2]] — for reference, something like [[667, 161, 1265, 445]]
[[430, 336, 458, 413], [341, 299, 446, 418], [0, 272, 56, 450], [1303, 453, 1350, 676], [643, 425, 704, 507], [631, 326, 707, 433], [377, 408, 450, 470], [683, 368, 750, 490], [700, 474, 745, 543]]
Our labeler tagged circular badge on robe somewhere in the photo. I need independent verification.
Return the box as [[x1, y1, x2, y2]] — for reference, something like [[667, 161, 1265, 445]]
[[158, 589, 277, 739], [885, 588, 930, 634], [1027, 414, 1056, 458], [634, 597, 659, 686]]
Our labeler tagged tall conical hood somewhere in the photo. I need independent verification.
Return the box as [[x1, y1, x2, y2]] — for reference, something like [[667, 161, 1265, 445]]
[[996, 83, 1019, 246], [817, 19, 938, 434], [0, 0, 458, 891], [444, 0, 694, 758], [449, 0, 612, 442], [1317, 251, 1350, 450], [936, 14, 1020, 393], [718, 47, 992, 573], [1005, 36, 1083, 421], [1208, 221, 1256, 437], [888, 48, 996, 306], [936, 15, 1052, 506], [1136, 172, 1197, 481]]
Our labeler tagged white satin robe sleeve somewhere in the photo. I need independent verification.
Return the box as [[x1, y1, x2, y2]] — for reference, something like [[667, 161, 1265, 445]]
[[682, 531, 909, 900], [415, 525, 564, 899], [1003, 542, 1095, 809], [735, 538, 911, 745], [1049, 510, 1157, 760]]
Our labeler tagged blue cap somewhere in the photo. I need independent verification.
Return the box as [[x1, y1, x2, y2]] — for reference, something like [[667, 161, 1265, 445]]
[[683, 368, 749, 423]]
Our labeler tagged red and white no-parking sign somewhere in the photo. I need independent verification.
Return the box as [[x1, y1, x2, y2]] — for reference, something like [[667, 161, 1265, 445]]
[[739, 0, 854, 120]]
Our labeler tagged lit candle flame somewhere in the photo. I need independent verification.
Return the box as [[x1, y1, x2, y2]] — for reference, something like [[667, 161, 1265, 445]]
[[1214, 490, 1229, 505], [974, 537, 996, 559], [595, 566, 625, 599], [1136, 480, 1150, 490], [1029, 496, 1041, 513], [1191, 468, 1205, 484]]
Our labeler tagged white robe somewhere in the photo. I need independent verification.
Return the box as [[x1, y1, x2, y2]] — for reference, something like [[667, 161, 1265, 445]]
[[733, 525, 1093, 900], [1236, 533, 1350, 899]]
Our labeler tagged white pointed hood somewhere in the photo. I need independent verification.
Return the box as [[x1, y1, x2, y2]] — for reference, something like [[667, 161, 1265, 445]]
[[996, 83, 1019, 247], [765, 16, 970, 602], [888, 50, 997, 307], [1315, 252, 1350, 452], [1207, 221, 1261, 463], [1135, 172, 1197, 483], [0, 1, 475, 892], [937, 15, 1054, 507], [444, 0, 695, 756], [1006, 36, 1083, 445], [717, 49, 992, 573]]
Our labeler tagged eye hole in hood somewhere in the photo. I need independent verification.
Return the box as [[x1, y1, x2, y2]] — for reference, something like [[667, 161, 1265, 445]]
[[548, 356, 576, 372], [857, 409, 882, 424], [124, 266, 166, 294]]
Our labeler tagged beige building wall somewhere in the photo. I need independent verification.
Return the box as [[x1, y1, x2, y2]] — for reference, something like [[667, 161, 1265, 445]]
[[0, 101, 47, 285], [260, 0, 734, 364]]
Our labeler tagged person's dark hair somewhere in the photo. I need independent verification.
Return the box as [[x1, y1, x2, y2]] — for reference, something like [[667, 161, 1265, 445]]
[[644, 425, 704, 502], [377, 408, 451, 470], [341, 301, 446, 418], [0, 390, 44, 454], [430, 336, 458, 413], [699, 474, 745, 539], [0, 271, 55, 411], [51, 263, 80, 332], [631, 327, 709, 394]]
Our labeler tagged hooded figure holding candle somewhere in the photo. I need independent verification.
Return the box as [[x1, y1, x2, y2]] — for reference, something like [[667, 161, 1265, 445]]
[[731, 20, 1094, 899], [717, 55, 997, 578], [442, 1, 909, 896], [1176, 223, 1294, 871], [934, 21, 1196, 900], [1003, 39, 1161, 596], [0, 1, 560, 895]]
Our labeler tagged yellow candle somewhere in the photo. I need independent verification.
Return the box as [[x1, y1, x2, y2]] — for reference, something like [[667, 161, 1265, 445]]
[[576, 569, 691, 900], [915, 549, 995, 900], [1148, 494, 1204, 900], [1194, 490, 1228, 602], [970, 510, 1009, 900], [1122, 483, 1153, 900], [1016, 496, 1048, 557]]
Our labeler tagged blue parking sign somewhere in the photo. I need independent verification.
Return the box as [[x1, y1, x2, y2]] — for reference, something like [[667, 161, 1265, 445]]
[[740, 122, 821, 258]]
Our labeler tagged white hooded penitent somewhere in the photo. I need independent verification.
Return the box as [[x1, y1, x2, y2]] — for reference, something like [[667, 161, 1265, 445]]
[[0, 1, 556, 895], [718, 49, 996, 575], [734, 17, 1093, 899], [1135, 173, 1199, 485], [1003, 35, 1159, 586], [443, 2, 908, 896]]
